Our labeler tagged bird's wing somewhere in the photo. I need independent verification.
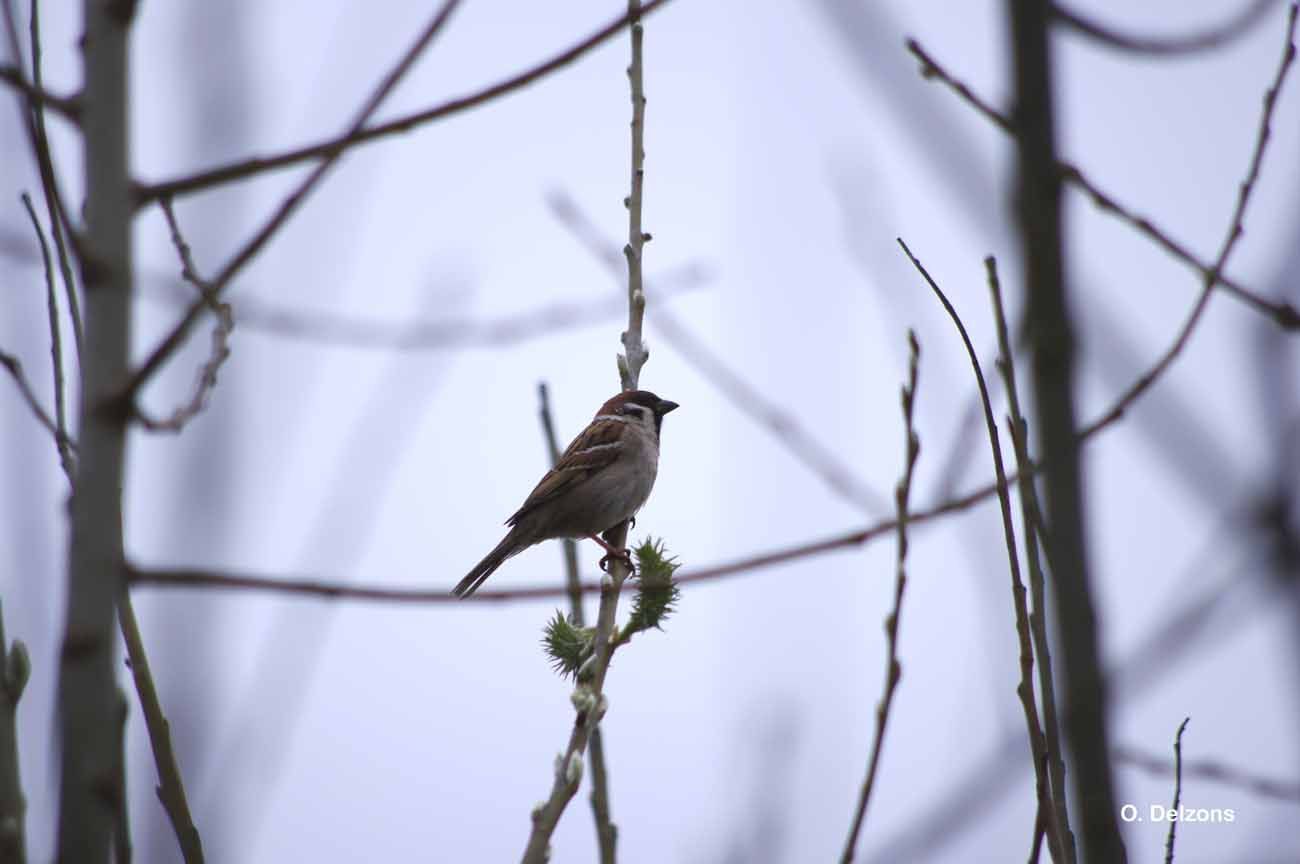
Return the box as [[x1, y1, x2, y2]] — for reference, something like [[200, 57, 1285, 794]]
[[505, 418, 625, 527]]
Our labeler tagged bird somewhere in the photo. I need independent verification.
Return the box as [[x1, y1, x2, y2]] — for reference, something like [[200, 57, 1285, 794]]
[[452, 389, 679, 598]]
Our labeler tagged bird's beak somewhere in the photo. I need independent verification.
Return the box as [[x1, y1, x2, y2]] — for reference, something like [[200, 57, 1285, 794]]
[[658, 399, 679, 415]]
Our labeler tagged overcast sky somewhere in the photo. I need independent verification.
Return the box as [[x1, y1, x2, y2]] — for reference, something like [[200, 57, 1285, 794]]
[[3, 0, 1299, 861]]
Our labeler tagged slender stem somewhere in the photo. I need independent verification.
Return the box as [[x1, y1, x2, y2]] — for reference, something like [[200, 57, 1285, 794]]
[[117, 593, 204, 863], [1163, 718, 1191, 864], [19, 191, 75, 485], [988, 257, 1075, 864], [840, 332, 921, 863], [898, 238, 1060, 862], [538, 383, 618, 863], [618, 3, 649, 391]]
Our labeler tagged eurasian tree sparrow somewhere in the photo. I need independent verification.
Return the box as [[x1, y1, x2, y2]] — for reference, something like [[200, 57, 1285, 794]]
[[452, 390, 679, 597]]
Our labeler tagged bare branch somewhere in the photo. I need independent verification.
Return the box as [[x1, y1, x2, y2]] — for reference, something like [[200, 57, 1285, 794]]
[[904, 38, 1300, 331], [1116, 741, 1300, 803], [538, 383, 617, 863], [132, 198, 232, 433], [618, 9, 649, 390], [1055, 0, 1279, 57], [1163, 718, 1190, 864], [840, 331, 921, 864], [121, 0, 464, 409], [988, 256, 1075, 864], [19, 191, 75, 484], [897, 238, 1062, 862], [550, 191, 889, 516], [0, 347, 65, 450], [0, 62, 79, 118], [133, 0, 675, 206]]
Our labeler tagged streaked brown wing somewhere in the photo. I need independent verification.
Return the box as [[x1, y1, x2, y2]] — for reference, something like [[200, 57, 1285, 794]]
[[505, 419, 623, 527]]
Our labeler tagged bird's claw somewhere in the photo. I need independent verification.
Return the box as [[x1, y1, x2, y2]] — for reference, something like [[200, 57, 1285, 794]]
[[598, 549, 636, 574]]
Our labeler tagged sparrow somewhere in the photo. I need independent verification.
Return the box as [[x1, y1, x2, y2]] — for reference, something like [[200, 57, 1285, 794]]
[[452, 389, 679, 598]]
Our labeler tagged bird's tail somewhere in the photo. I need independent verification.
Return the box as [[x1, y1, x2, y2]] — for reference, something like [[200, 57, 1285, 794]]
[[452, 532, 521, 598]]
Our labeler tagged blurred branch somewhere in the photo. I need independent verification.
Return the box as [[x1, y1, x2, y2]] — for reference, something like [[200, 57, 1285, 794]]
[[988, 256, 1074, 864], [132, 198, 232, 433], [905, 38, 1300, 331], [1116, 741, 1300, 803], [898, 238, 1062, 862], [523, 6, 651, 859], [0, 347, 63, 446], [6, 0, 85, 366], [57, 0, 135, 856], [1007, 0, 1124, 855], [538, 382, 617, 864], [840, 331, 921, 864], [117, 595, 204, 863], [0, 600, 30, 864], [19, 191, 75, 485], [0, 62, 79, 118], [1163, 718, 1190, 864], [549, 191, 889, 516], [133, 0, 675, 206], [165, 262, 707, 352], [1055, 0, 1279, 57], [121, 0, 464, 410]]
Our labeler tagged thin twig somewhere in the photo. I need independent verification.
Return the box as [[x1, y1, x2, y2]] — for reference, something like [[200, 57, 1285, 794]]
[[904, 38, 1300, 331], [132, 198, 232, 433], [521, 7, 650, 860], [538, 382, 618, 863], [897, 238, 1060, 862], [988, 256, 1074, 864], [1078, 2, 1299, 440], [20, 191, 75, 485], [549, 192, 889, 515], [840, 331, 921, 864], [133, 0, 674, 207], [1164, 718, 1191, 864], [117, 593, 204, 863], [112, 692, 130, 864], [1116, 741, 1300, 803], [0, 347, 63, 445], [24, 0, 83, 369], [121, 0, 464, 409], [1055, 0, 1279, 56]]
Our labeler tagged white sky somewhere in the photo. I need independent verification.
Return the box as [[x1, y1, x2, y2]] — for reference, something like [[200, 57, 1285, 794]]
[[3, 0, 1299, 861]]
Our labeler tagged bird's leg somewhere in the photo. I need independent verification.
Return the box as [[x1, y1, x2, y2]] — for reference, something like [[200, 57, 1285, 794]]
[[587, 533, 635, 574]]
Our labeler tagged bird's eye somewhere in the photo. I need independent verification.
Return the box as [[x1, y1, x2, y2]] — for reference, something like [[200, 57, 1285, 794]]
[[623, 404, 644, 417]]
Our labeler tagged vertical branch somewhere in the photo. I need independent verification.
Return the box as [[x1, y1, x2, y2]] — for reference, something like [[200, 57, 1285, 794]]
[[840, 332, 921, 864], [58, 0, 137, 860], [537, 383, 618, 863], [898, 239, 1061, 864], [523, 6, 650, 860], [1163, 718, 1190, 864], [20, 191, 75, 485], [618, 0, 649, 392], [987, 257, 1075, 864], [26, 0, 84, 368], [1005, 1, 1125, 859], [0, 601, 31, 864], [117, 594, 205, 862]]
